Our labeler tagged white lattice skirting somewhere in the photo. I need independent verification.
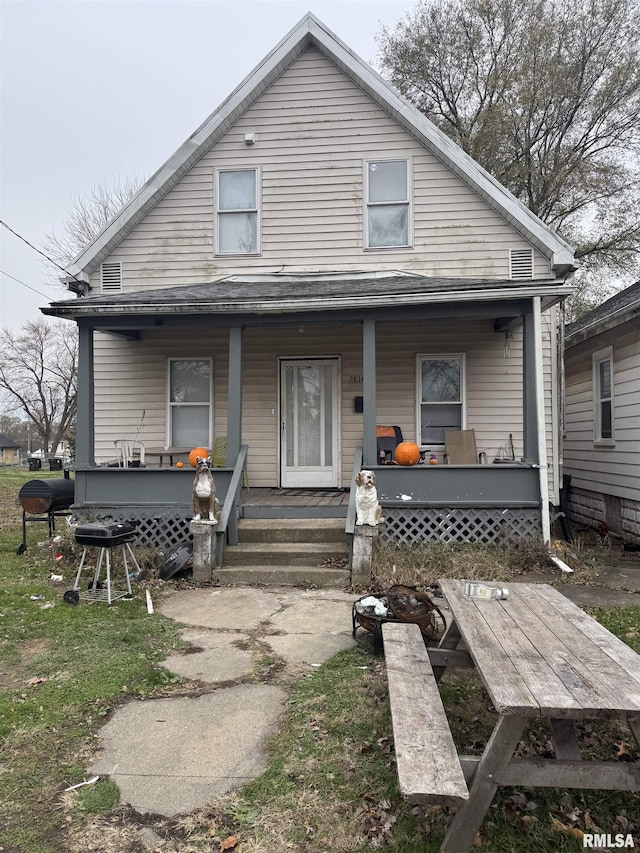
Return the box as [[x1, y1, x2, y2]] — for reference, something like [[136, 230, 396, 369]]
[[379, 507, 542, 545], [73, 506, 192, 552]]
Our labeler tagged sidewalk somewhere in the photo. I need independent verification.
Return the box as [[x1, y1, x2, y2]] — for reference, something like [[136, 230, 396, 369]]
[[88, 565, 640, 819]]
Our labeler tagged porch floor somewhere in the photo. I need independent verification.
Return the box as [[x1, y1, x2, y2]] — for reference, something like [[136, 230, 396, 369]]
[[240, 488, 349, 518]]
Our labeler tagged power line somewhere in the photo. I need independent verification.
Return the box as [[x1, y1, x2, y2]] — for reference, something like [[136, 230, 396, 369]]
[[0, 268, 50, 300], [0, 219, 85, 284]]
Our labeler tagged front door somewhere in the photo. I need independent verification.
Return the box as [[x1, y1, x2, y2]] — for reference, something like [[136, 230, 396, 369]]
[[280, 358, 339, 487]]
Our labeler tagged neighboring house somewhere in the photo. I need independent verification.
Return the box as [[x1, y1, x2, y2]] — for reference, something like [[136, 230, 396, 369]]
[[43, 14, 576, 561], [564, 281, 640, 544], [0, 434, 20, 466]]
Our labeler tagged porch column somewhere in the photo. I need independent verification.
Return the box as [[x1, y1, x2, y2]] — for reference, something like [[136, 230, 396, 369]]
[[362, 318, 377, 467], [523, 298, 551, 542], [522, 304, 538, 463], [75, 323, 95, 467], [226, 326, 243, 465]]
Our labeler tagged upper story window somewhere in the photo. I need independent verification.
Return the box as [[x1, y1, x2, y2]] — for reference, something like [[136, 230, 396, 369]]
[[417, 354, 465, 447], [168, 358, 212, 448], [215, 168, 260, 254], [593, 346, 614, 443], [365, 159, 411, 249]]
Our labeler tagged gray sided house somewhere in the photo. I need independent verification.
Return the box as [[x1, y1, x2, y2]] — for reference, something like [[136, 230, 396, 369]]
[[564, 281, 640, 544], [43, 14, 576, 571]]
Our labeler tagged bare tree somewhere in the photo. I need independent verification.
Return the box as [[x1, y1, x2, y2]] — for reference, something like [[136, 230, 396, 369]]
[[42, 175, 143, 275], [376, 0, 640, 278], [0, 319, 77, 456]]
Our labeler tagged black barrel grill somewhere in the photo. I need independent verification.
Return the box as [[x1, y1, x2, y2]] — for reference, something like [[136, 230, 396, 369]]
[[17, 475, 75, 554]]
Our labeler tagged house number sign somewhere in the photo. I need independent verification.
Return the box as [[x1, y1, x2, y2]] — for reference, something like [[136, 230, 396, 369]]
[[348, 375, 363, 384]]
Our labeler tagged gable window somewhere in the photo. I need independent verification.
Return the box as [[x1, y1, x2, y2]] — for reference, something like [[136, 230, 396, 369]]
[[215, 168, 259, 254], [417, 354, 465, 447], [168, 358, 212, 448], [593, 347, 614, 443], [365, 159, 410, 248]]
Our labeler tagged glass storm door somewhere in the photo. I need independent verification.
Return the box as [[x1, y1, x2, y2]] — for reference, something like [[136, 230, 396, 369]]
[[280, 359, 339, 487]]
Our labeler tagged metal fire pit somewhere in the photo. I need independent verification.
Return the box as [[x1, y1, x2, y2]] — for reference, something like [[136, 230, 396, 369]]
[[16, 474, 75, 554], [352, 585, 446, 654]]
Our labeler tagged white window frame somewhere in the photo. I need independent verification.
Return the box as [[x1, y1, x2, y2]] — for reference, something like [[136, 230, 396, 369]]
[[416, 353, 466, 449], [592, 346, 614, 445], [364, 157, 412, 249], [215, 167, 261, 256], [166, 357, 213, 448]]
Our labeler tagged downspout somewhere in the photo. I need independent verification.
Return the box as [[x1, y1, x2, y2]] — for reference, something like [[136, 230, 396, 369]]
[[533, 297, 551, 543]]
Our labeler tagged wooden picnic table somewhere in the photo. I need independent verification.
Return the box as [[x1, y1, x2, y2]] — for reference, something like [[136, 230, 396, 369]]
[[383, 580, 640, 853]]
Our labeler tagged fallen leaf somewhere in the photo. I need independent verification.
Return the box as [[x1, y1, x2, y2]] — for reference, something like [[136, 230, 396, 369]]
[[616, 741, 633, 761], [585, 811, 603, 833], [550, 817, 584, 839], [219, 836, 238, 851]]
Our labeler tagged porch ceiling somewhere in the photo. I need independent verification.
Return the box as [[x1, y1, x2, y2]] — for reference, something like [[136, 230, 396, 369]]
[[43, 272, 573, 328]]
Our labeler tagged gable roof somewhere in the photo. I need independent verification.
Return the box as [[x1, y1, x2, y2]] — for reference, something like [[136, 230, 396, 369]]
[[63, 12, 575, 287], [565, 280, 640, 347], [0, 433, 19, 448]]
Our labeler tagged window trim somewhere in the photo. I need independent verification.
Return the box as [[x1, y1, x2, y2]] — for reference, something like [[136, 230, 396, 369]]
[[364, 157, 412, 250], [592, 346, 615, 445], [214, 167, 261, 256], [166, 357, 213, 448], [415, 353, 466, 449]]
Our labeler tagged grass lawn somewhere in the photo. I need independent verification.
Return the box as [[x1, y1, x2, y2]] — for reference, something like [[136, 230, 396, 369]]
[[0, 466, 638, 852]]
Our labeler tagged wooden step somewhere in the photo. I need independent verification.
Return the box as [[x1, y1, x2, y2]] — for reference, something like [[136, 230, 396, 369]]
[[238, 517, 346, 543], [212, 564, 350, 588], [223, 541, 348, 567]]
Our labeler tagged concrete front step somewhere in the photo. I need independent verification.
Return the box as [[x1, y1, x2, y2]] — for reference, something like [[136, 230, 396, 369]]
[[212, 564, 350, 588], [223, 541, 349, 567], [238, 517, 347, 544]]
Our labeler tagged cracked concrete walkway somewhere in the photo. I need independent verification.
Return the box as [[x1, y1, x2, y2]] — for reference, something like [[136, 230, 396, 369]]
[[89, 587, 356, 816]]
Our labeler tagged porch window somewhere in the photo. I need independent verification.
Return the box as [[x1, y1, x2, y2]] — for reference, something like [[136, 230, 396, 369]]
[[417, 355, 465, 446], [168, 359, 212, 447], [365, 159, 410, 248], [215, 168, 259, 254], [593, 347, 614, 443]]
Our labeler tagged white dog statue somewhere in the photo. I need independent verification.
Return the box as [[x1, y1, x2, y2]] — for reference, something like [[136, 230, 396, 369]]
[[355, 469, 384, 526]]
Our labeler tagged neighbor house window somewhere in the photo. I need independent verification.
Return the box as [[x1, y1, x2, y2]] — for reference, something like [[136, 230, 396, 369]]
[[215, 168, 259, 254], [365, 159, 410, 248], [593, 347, 614, 443], [417, 355, 465, 446], [168, 359, 212, 447]]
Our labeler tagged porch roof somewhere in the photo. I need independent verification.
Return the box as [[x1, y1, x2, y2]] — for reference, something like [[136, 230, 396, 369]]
[[43, 272, 572, 321]]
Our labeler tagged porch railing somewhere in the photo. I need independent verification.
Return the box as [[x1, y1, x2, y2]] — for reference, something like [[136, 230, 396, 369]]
[[214, 444, 248, 568]]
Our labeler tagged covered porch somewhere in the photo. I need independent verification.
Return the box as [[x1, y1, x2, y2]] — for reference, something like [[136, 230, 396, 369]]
[[45, 273, 569, 564]]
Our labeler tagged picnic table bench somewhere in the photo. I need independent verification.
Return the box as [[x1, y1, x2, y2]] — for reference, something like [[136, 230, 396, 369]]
[[382, 580, 640, 853]]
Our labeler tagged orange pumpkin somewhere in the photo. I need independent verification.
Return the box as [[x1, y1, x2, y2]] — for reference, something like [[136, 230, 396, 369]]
[[189, 447, 209, 468], [176, 461, 184, 468], [394, 441, 421, 466]]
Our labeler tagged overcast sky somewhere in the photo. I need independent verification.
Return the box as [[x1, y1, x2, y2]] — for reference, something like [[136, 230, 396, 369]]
[[0, 0, 412, 330]]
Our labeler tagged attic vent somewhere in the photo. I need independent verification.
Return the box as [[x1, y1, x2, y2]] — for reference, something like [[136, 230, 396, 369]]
[[101, 261, 122, 292], [509, 248, 534, 280]]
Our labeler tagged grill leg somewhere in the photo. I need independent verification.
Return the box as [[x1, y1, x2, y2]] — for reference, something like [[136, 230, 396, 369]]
[[121, 544, 137, 596], [104, 548, 112, 605], [73, 547, 89, 591]]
